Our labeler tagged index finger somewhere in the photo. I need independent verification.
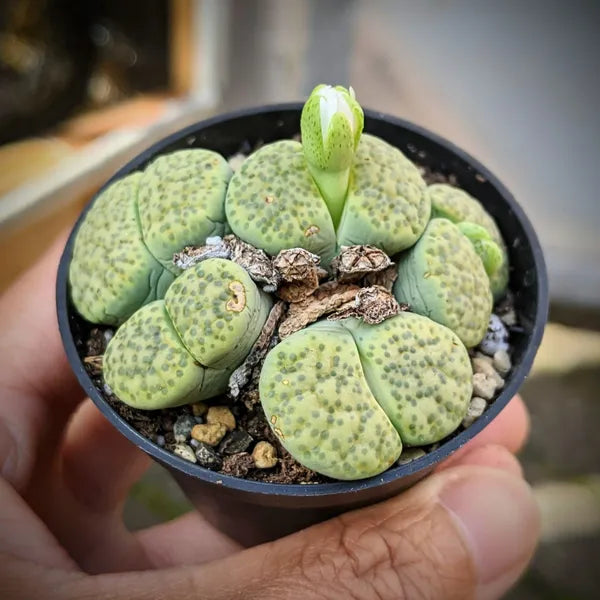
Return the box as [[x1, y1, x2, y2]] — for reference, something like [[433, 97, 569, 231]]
[[0, 231, 84, 489]]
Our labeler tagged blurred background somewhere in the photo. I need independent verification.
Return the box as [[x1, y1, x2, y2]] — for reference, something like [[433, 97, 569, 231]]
[[1, 0, 598, 597]]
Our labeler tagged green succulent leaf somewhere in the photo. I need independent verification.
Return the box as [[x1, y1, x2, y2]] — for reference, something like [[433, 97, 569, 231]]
[[345, 314, 472, 446], [393, 218, 493, 347], [69, 149, 232, 325], [165, 258, 272, 370], [456, 222, 504, 277], [427, 183, 509, 298], [138, 149, 232, 272], [259, 320, 402, 480], [337, 134, 430, 255], [259, 313, 472, 479], [69, 173, 175, 325], [225, 140, 338, 264], [104, 301, 208, 410], [104, 259, 271, 410]]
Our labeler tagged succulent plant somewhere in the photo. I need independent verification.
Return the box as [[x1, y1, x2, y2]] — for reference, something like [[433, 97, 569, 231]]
[[69, 83, 513, 481], [426, 183, 509, 298], [226, 85, 429, 263], [259, 313, 472, 480], [103, 259, 271, 409], [393, 218, 493, 347], [69, 149, 232, 325]]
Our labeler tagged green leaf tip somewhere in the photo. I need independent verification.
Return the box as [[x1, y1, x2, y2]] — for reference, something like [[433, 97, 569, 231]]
[[456, 221, 504, 278]]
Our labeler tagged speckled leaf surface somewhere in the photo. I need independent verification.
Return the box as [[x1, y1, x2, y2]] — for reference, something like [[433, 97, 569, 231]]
[[337, 135, 430, 255], [345, 314, 472, 446], [104, 259, 271, 409], [427, 183, 509, 298], [259, 320, 402, 480], [104, 301, 206, 410], [138, 150, 231, 272], [69, 173, 174, 325], [165, 259, 272, 370], [225, 140, 337, 263], [394, 218, 492, 347]]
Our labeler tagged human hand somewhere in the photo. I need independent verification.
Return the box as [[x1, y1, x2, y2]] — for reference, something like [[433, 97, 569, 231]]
[[0, 233, 539, 600]]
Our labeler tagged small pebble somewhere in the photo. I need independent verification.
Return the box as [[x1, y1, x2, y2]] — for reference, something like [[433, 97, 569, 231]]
[[462, 396, 488, 428], [479, 314, 509, 356], [397, 448, 426, 465], [252, 441, 278, 469], [155, 434, 166, 447], [471, 356, 505, 389], [173, 414, 197, 443], [195, 442, 223, 471], [191, 402, 208, 417], [218, 430, 254, 455], [493, 349, 512, 376], [102, 383, 113, 396], [206, 406, 236, 432], [472, 373, 497, 400], [173, 443, 197, 463], [103, 329, 114, 344], [191, 422, 228, 446], [499, 308, 517, 327]]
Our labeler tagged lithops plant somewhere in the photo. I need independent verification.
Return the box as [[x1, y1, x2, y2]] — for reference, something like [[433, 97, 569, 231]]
[[103, 259, 271, 409], [393, 218, 493, 347], [226, 85, 430, 263], [259, 313, 472, 480], [68, 82, 515, 482], [69, 149, 232, 325], [427, 183, 509, 298]]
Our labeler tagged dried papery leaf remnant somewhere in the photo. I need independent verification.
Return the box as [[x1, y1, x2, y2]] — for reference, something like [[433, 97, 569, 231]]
[[363, 265, 398, 291], [330, 285, 407, 325], [278, 282, 360, 338], [273, 248, 324, 302], [83, 355, 103, 375], [331, 245, 393, 282], [173, 237, 231, 270], [225, 235, 280, 292], [174, 235, 279, 292], [229, 301, 285, 398]]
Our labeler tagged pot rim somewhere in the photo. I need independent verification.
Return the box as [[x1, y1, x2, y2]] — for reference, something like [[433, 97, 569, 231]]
[[56, 102, 548, 499]]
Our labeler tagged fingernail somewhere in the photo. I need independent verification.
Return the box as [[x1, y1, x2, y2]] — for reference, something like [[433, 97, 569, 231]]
[[440, 472, 540, 599]]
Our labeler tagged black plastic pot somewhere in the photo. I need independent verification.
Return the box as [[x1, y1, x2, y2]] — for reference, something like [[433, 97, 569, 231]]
[[57, 104, 548, 547]]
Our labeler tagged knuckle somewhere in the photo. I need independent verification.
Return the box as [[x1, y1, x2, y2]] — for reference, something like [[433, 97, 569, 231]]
[[295, 503, 476, 600]]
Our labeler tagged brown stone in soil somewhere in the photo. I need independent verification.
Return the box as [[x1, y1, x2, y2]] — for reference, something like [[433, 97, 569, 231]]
[[191, 422, 228, 446], [206, 406, 236, 432], [252, 441, 278, 469]]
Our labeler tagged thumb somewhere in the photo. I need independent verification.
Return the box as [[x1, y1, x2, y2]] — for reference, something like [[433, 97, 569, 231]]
[[78, 457, 539, 600]]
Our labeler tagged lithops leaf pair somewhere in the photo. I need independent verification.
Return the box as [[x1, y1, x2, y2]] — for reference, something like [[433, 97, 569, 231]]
[[393, 218, 493, 347], [226, 85, 430, 263], [259, 313, 472, 480], [69, 149, 232, 325], [104, 259, 271, 409], [427, 183, 509, 298]]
